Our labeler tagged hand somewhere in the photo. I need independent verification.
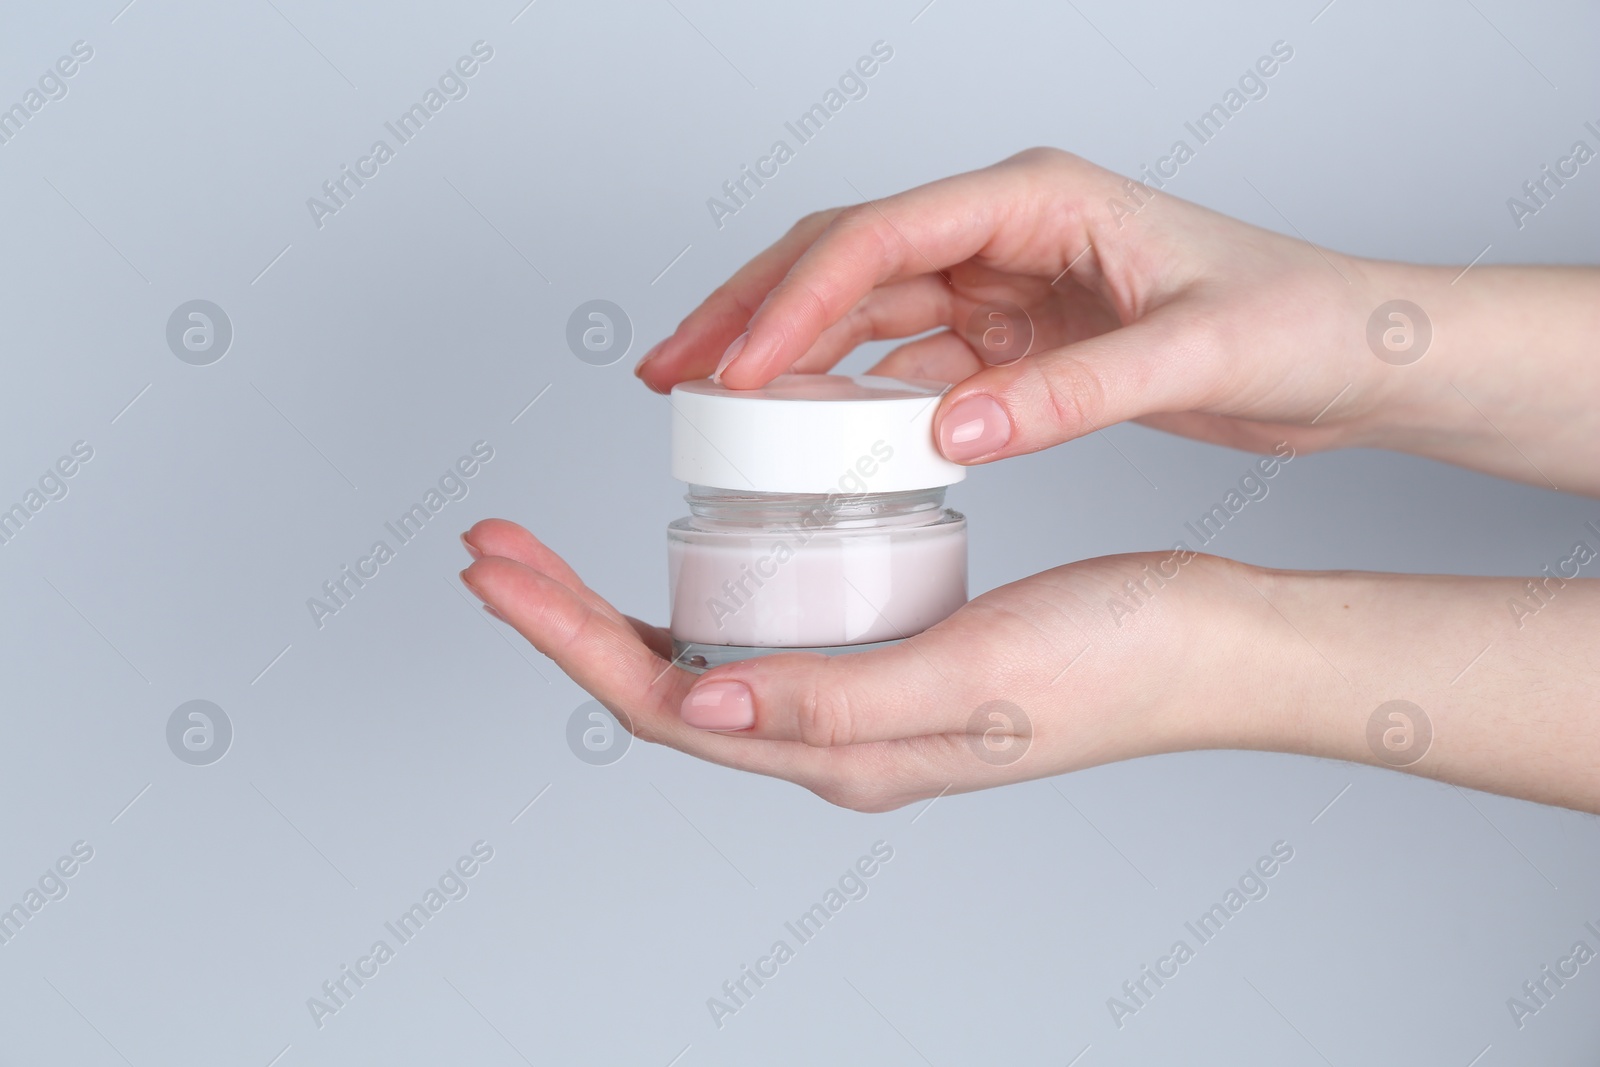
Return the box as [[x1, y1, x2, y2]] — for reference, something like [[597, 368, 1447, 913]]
[[459, 519, 1251, 811], [462, 517, 1600, 813], [635, 147, 1405, 463]]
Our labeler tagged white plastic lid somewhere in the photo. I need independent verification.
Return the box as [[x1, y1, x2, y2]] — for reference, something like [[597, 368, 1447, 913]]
[[670, 374, 966, 493]]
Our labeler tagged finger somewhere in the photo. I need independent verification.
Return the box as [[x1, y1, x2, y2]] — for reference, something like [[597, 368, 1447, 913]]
[[799, 266, 1106, 377], [717, 151, 1102, 388], [622, 614, 675, 660], [786, 275, 960, 372], [464, 555, 687, 732], [462, 518, 625, 625], [932, 309, 1211, 463], [676, 627, 1009, 747], [635, 209, 841, 393], [462, 555, 839, 784], [867, 329, 984, 384]]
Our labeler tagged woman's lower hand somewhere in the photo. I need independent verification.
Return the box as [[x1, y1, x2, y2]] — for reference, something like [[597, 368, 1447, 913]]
[[461, 516, 1600, 813], [459, 518, 1252, 812]]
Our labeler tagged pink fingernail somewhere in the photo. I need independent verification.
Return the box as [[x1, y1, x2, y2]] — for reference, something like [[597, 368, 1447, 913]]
[[712, 332, 749, 383], [939, 395, 1012, 461], [680, 679, 754, 731], [460, 532, 483, 560]]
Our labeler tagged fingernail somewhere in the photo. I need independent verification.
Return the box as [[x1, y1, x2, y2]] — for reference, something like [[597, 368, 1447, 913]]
[[939, 394, 1012, 461], [680, 679, 754, 731], [712, 332, 749, 384], [460, 532, 482, 560], [459, 567, 484, 599], [634, 341, 664, 379]]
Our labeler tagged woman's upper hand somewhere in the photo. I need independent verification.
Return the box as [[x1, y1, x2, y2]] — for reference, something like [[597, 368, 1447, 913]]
[[635, 147, 1403, 464]]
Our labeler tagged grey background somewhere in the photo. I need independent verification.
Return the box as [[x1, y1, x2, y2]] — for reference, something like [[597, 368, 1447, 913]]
[[2, 0, 1598, 1063]]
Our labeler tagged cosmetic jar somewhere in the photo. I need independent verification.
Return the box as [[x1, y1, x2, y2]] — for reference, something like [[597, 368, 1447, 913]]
[[667, 374, 967, 670]]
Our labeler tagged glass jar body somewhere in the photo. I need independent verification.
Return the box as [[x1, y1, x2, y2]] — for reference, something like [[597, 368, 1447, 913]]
[[667, 485, 967, 670]]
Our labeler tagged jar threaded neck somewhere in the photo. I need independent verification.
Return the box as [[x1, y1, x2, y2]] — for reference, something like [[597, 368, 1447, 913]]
[[682, 484, 947, 530]]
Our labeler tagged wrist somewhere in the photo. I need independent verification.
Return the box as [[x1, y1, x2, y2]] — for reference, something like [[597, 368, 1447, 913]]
[[1136, 555, 1324, 758], [1337, 259, 1475, 454], [1340, 260, 1595, 494], [1153, 559, 1399, 767], [1229, 566, 1382, 765]]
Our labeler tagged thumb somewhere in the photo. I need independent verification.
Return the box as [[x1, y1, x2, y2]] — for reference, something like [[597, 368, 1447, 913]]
[[678, 639, 1010, 749], [935, 313, 1210, 462]]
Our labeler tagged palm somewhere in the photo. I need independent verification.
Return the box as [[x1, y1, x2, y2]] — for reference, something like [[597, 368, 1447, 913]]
[[464, 518, 1198, 812]]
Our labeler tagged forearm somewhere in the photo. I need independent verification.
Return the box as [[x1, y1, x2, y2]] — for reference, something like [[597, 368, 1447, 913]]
[[1206, 563, 1600, 812], [1363, 262, 1600, 496]]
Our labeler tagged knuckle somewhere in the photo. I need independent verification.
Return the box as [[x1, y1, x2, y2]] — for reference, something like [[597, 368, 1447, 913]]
[[707, 281, 763, 325], [831, 202, 874, 230], [795, 671, 855, 748], [830, 204, 894, 266], [793, 207, 840, 234], [1035, 356, 1107, 439], [765, 274, 834, 350], [1007, 146, 1087, 180], [1010, 145, 1074, 168]]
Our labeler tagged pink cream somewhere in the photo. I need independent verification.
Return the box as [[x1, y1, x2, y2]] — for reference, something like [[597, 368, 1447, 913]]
[[668, 517, 967, 648]]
